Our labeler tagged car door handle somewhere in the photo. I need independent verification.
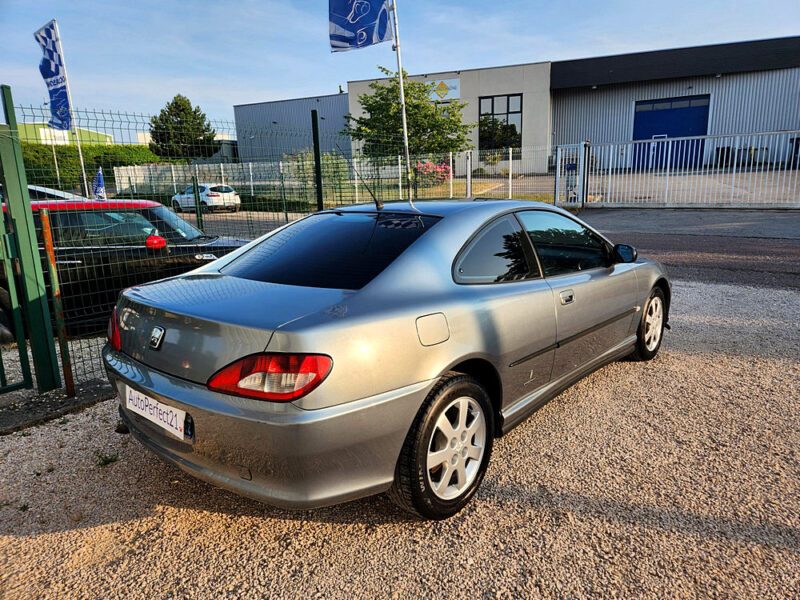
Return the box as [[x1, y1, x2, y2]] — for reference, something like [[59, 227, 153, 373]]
[[559, 289, 575, 305]]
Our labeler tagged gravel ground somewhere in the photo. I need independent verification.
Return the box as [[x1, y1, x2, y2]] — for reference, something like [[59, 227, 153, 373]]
[[1, 279, 799, 599]]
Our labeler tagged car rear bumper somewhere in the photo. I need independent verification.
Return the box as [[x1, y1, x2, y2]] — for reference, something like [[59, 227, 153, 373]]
[[208, 198, 240, 210], [103, 345, 430, 509]]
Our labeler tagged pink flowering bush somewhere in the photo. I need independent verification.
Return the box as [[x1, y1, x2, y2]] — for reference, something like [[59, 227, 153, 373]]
[[414, 160, 452, 187]]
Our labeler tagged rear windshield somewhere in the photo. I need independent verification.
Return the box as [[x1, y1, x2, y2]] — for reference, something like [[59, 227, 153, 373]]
[[221, 212, 440, 289], [210, 186, 234, 193]]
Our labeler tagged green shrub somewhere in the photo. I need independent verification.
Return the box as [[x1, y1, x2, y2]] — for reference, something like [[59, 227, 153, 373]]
[[472, 167, 488, 176], [22, 142, 165, 193]]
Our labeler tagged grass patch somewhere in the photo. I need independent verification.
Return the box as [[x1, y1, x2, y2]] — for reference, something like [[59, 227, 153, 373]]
[[19, 503, 29, 512], [94, 450, 119, 467]]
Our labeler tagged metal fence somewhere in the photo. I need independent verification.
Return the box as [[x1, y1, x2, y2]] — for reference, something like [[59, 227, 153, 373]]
[[556, 131, 800, 208], [3, 100, 800, 392]]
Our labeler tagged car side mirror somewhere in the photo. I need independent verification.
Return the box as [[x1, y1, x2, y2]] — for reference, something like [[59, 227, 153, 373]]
[[145, 234, 167, 250], [613, 243, 637, 263]]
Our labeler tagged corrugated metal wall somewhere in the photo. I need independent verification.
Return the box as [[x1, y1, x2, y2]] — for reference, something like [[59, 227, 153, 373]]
[[551, 68, 800, 145], [234, 94, 350, 160]]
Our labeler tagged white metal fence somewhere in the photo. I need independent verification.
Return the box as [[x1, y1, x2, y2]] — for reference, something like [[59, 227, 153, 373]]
[[115, 131, 800, 208], [557, 130, 800, 208]]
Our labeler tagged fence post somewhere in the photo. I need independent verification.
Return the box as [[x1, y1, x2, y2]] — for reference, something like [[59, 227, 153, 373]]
[[555, 146, 562, 204], [39, 209, 74, 397], [279, 160, 288, 223], [192, 175, 204, 231], [664, 140, 672, 205], [311, 109, 324, 211], [578, 141, 587, 207], [170, 164, 177, 194], [354, 156, 359, 204], [466, 151, 472, 198], [449, 151, 453, 198], [249, 162, 254, 197], [508, 146, 513, 199], [731, 135, 739, 204], [0, 85, 60, 392], [397, 155, 403, 200]]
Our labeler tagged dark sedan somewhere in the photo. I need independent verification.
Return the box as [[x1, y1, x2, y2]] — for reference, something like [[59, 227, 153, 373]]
[[0, 198, 249, 338]]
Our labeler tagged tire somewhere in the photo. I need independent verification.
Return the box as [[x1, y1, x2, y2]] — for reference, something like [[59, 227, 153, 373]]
[[200, 202, 209, 214], [630, 286, 666, 361], [171, 200, 182, 213], [389, 372, 494, 520]]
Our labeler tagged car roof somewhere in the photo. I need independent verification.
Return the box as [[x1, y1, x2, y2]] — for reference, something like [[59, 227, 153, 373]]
[[28, 199, 161, 211], [326, 199, 559, 218]]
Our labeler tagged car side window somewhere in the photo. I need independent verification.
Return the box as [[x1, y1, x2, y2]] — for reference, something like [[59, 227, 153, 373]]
[[516, 211, 610, 277], [182, 186, 193, 195], [198, 186, 206, 193], [454, 215, 531, 284]]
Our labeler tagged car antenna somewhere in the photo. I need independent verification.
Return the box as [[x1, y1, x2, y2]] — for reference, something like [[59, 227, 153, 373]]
[[334, 143, 383, 211]]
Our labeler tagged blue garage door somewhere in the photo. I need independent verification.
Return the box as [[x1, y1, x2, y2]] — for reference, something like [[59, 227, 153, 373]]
[[633, 95, 710, 169]]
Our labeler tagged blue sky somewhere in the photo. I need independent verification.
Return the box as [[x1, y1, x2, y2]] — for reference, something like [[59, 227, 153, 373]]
[[1, 0, 799, 122]]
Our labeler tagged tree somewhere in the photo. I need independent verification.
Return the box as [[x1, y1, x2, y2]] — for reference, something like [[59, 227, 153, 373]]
[[149, 94, 217, 159], [343, 66, 473, 159]]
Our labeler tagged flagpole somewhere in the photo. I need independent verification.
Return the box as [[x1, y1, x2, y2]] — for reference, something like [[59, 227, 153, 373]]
[[52, 19, 87, 197], [47, 119, 61, 188], [389, 0, 414, 208]]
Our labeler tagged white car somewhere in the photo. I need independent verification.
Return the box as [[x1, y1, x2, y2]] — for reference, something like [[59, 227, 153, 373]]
[[171, 183, 241, 213]]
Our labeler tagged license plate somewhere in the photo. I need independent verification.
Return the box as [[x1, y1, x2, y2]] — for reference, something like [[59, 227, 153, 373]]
[[124, 385, 186, 440]]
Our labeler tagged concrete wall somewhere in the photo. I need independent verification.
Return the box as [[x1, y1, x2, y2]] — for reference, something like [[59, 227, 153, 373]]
[[347, 61, 553, 152]]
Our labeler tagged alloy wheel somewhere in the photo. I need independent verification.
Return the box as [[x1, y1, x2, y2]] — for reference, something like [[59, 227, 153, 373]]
[[644, 295, 664, 351], [426, 396, 487, 500]]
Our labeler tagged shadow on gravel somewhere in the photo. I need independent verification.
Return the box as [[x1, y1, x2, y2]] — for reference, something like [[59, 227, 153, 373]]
[[0, 435, 420, 537], [486, 481, 800, 552]]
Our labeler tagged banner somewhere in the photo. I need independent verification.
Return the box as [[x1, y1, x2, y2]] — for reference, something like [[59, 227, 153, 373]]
[[329, 0, 392, 52], [34, 20, 71, 130]]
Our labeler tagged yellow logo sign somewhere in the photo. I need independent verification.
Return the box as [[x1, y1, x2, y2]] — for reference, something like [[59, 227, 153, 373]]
[[434, 81, 450, 99]]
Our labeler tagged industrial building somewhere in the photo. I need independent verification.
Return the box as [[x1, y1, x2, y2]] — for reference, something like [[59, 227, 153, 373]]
[[234, 93, 349, 161], [234, 36, 800, 163]]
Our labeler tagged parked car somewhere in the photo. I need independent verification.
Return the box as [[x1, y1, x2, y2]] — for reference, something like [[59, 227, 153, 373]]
[[0, 183, 90, 202], [0, 197, 250, 339], [171, 183, 241, 213], [104, 200, 670, 519]]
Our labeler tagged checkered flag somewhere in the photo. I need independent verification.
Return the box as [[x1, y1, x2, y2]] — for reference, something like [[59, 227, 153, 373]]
[[34, 21, 64, 78], [33, 19, 71, 130]]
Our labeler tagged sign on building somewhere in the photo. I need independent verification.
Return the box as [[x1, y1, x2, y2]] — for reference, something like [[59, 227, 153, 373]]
[[429, 78, 460, 101]]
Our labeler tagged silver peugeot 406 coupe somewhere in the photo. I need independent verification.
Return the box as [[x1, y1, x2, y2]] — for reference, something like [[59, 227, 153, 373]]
[[104, 200, 670, 519]]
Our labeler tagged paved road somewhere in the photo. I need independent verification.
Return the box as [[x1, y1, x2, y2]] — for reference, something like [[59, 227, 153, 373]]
[[582, 209, 800, 289]]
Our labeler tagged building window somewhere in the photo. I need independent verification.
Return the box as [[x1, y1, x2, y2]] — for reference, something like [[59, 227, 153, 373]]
[[479, 94, 522, 150]]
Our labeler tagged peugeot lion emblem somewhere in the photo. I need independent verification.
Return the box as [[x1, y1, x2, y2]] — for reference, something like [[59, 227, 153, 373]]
[[149, 326, 165, 350]]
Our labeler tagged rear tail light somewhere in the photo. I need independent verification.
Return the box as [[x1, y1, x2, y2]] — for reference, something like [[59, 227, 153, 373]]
[[206, 193, 220, 198], [207, 353, 332, 401], [107, 306, 121, 351]]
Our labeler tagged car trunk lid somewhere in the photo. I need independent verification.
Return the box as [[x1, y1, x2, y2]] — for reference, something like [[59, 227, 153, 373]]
[[117, 273, 348, 383]]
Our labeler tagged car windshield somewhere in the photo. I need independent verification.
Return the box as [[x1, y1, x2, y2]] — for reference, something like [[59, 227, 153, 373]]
[[143, 205, 206, 243], [49, 205, 205, 246], [221, 212, 440, 289]]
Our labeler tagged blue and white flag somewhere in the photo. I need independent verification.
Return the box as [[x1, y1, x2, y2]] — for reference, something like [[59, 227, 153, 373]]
[[34, 20, 71, 131], [92, 167, 105, 200], [329, 0, 392, 52]]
